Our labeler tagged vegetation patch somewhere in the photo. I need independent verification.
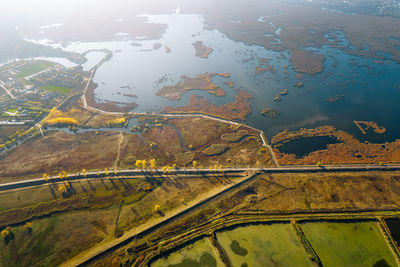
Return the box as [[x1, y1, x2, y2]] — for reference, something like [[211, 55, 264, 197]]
[[163, 90, 253, 120], [221, 130, 248, 142], [230, 240, 248, 256], [260, 108, 279, 118], [40, 85, 70, 95], [175, 151, 195, 166], [16, 61, 54, 78], [203, 144, 230, 156]]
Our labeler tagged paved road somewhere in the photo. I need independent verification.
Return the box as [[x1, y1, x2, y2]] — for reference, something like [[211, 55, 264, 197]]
[[0, 80, 15, 99], [1, 164, 400, 191]]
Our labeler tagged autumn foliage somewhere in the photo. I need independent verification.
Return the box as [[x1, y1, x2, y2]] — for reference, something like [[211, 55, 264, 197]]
[[44, 117, 79, 126], [42, 107, 79, 126]]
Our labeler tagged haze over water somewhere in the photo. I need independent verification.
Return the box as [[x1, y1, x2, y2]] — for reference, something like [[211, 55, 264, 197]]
[[4, 2, 400, 142]]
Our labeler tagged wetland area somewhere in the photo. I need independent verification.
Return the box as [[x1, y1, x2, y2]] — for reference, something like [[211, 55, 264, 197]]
[[1, 0, 400, 266]]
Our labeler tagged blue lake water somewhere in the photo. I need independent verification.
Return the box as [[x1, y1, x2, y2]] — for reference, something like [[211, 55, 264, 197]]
[[22, 13, 400, 143]]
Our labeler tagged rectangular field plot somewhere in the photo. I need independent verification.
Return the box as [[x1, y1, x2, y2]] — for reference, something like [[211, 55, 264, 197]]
[[150, 237, 222, 267], [301, 221, 398, 267], [216, 223, 313, 267]]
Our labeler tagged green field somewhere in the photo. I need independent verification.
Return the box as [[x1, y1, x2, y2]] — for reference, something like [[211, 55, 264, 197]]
[[150, 238, 222, 267], [1, 108, 20, 117], [40, 85, 70, 95], [16, 61, 54, 78], [216, 223, 313, 267], [301, 221, 397, 267]]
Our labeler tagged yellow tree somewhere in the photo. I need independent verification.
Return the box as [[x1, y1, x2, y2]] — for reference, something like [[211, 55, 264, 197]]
[[316, 162, 322, 167], [1, 227, 11, 237], [24, 222, 32, 229], [24, 222, 33, 233], [154, 204, 161, 212], [114, 168, 118, 175], [192, 161, 197, 168], [219, 165, 223, 173], [58, 185, 67, 194], [149, 159, 156, 169], [82, 169, 86, 177], [166, 166, 172, 174], [105, 168, 109, 175], [43, 173, 48, 182], [58, 173, 63, 179], [135, 160, 142, 169], [214, 164, 218, 172], [62, 171, 67, 179], [142, 160, 147, 169]]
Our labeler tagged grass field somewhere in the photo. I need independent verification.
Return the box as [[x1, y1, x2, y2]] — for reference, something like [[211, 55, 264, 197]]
[[0, 208, 118, 266], [301, 221, 398, 267], [1, 108, 20, 117], [16, 61, 54, 78], [216, 223, 313, 267], [40, 85, 70, 95], [150, 237, 222, 267]]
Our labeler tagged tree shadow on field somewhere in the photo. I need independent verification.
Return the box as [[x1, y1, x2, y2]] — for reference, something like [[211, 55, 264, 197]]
[[175, 175, 188, 188], [86, 178, 96, 191], [67, 181, 76, 195], [157, 210, 165, 217], [202, 173, 217, 185], [78, 181, 88, 193], [101, 179, 110, 190], [168, 176, 184, 189], [220, 173, 233, 184], [48, 184, 57, 199], [160, 183, 170, 193], [117, 178, 131, 190], [3, 232, 14, 245], [213, 175, 227, 185], [109, 178, 119, 190]]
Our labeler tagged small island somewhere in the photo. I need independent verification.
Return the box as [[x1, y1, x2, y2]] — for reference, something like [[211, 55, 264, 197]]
[[354, 121, 386, 135], [192, 41, 213, 58], [163, 90, 252, 120], [290, 49, 326, 75], [326, 94, 344, 103], [260, 107, 280, 118], [224, 81, 235, 88], [254, 58, 277, 76], [156, 73, 229, 100]]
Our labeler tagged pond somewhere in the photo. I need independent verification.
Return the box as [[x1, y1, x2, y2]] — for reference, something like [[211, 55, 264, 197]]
[[301, 221, 397, 267], [216, 223, 313, 267], [277, 136, 340, 157], [385, 218, 400, 245]]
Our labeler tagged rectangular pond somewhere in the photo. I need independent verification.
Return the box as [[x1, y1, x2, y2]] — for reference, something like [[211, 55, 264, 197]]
[[216, 223, 313, 267], [301, 221, 398, 267]]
